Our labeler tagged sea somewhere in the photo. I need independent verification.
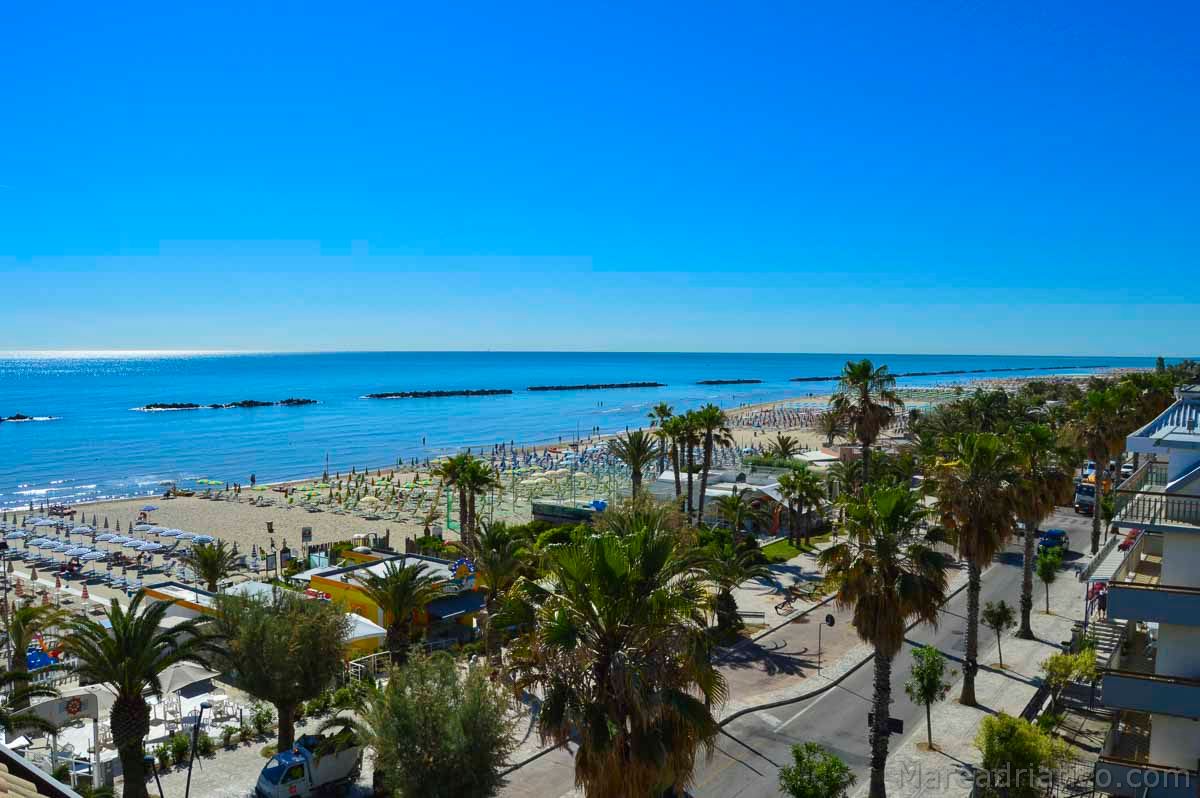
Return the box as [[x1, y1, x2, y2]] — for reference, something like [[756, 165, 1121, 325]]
[[0, 351, 1157, 509]]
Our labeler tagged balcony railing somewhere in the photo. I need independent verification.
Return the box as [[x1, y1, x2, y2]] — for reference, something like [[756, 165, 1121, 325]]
[[1113, 490, 1200, 530], [1117, 461, 1170, 493]]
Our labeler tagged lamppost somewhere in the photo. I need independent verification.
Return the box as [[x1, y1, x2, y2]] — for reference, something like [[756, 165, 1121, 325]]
[[145, 753, 166, 798], [183, 701, 212, 798]]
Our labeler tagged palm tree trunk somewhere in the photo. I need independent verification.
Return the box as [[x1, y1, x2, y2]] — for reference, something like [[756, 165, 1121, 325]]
[[457, 485, 470, 549], [1091, 457, 1105, 554], [631, 468, 642, 499], [861, 441, 870, 486], [925, 702, 932, 749], [276, 701, 297, 750], [960, 562, 981, 706], [112, 696, 151, 798], [868, 651, 893, 798], [658, 440, 667, 476], [671, 444, 682, 500], [685, 446, 695, 523], [468, 491, 478, 550], [697, 433, 714, 523], [996, 631, 1004, 668], [1018, 517, 1036, 639]]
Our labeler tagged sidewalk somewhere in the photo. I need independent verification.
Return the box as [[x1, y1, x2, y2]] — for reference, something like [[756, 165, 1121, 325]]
[[859, 554, 1089, 798]]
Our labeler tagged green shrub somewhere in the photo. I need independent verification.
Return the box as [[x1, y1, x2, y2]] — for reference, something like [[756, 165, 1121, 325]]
[[169, 732, 191, 766], [196, 731, 216, 758], [220, 726, 237, 749], [52, 763, 70, 783], [239, 723, 255, 743], [154, 743, 172, 770], [251, 703, 275, 736]]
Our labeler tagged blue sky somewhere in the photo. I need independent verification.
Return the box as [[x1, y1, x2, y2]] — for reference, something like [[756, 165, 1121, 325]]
[[2, 1, 1197, 355]]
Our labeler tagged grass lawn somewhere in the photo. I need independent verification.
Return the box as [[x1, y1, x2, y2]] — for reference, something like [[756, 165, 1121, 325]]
[[761, 533, 833, 563]]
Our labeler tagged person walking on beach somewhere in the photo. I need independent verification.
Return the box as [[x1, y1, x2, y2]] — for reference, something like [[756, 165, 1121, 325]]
[[250, 473, 256, 487]]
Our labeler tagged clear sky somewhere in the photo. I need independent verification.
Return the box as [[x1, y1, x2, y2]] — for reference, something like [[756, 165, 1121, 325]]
[[2, 1, 1197, 355]]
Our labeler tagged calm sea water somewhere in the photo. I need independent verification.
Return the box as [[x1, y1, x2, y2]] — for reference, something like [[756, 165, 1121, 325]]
[[0, 352, 1153, 508]]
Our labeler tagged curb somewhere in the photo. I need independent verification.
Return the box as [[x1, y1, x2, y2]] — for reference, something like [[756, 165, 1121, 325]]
[[717, 575, 971, 728]]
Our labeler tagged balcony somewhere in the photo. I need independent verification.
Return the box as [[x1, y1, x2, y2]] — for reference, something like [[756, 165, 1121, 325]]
[[1102, 668, 1200, 719], [1112, 463, 1200, 532], [1096, 712, 1199, 797]]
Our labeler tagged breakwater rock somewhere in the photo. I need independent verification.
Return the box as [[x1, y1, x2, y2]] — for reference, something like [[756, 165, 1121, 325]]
[[1, 414, 57, 423], [527, 382, 666, 392], [364, 389, 513, 399], [697, 379, 762, 385], [134, 399, 319, 411]]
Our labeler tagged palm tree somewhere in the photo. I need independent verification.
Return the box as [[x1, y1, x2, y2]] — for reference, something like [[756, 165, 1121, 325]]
[[4, 605, 63, 702], [712, 487, 767, 536], [459, 457, 502, 549], [1011, 425, 1074, 639], [1069, 387, 1125, 554], [703, 531, 771, 637], [506, 523, 725, 796], [819, 485, 952, 798], [648, 402, 675, 474], [928, 432, 1019, 706], [678, 412, 702, 522], [64, 594, 214, 798], [179, 540, 239, 592], [473, 522, 530, 660], [768, 433, 802, 459], [825, 459, 863, 502], [608, 429, 658, 498], [354, 560, 442, 664], [692, 404, 733, 524], [432, 453, 470, 543], [832, 359, 903, 485], [0, 669, 58, 736], [659, 416, 687, 504], [815, 409, 846, 448], [777, 466, 826, 545]]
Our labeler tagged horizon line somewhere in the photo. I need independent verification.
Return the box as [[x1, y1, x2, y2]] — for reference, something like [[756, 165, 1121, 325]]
[[0, 349, 1187, 360]]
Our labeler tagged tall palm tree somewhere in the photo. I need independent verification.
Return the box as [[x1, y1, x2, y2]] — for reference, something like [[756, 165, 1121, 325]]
[[432, 453, 470, 543], [608, 429, 658, 498], [647, 402, 675, 475], [928, 432, 1019, 706], [1068, 387, 1125, 554], [819, 485, 952, 798], [660, 415, 688, 504], [64, 594, 214, 798], [506, 523, 725, 796], [825, 459, 863, 504], [768, 433, 802, 459], [776, 466, 826, 545], [678, 412, 702, 522], [354, 560, 443, 664], [473, 522, 531, 660], [459, 457, 502, 549], [832, 360, 903, 485], [1011, 425, 1075, 639], [692, 404, 733, 524], [0, 669, 59, 736], [179, 539, 239, 592]]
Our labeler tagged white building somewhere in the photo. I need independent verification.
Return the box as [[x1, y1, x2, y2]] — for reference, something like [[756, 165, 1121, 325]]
[[1095, 385, 1200, 797]]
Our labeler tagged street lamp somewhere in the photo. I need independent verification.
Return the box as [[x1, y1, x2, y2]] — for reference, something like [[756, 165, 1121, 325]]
[[144, 753, 165, 798], [183, 701, 212, 798]]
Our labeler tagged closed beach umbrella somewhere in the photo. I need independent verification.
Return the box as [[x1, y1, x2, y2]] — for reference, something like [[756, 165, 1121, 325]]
[[81, 584, 89, 600]]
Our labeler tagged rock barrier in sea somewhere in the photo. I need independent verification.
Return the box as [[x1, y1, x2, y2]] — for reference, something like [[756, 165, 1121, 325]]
[[0, 414, 57, 423], [697, 379, 763, 385], [364, 389, 513, 399], [134, 399, 319, 411], [526, 382, 666, 392]]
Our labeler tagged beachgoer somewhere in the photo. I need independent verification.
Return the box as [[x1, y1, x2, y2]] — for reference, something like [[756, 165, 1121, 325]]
[[1097, 588, 1108, 619]]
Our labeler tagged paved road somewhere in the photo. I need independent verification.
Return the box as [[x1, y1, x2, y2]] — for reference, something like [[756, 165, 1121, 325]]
[[692, 508, 1094, 798], [499, 508, 1094, 798]]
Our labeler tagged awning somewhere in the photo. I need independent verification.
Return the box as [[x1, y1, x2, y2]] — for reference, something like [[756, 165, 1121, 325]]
[[427, 591, 485, 620]]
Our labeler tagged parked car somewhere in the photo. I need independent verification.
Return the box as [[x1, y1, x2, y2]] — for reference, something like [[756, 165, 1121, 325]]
[[1038, 528, 1071, 553], [1120, 462, 1135, 479]]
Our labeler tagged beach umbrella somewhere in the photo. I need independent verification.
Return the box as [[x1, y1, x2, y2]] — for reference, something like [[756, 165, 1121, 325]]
[[70, 525, 92, 535], [81, 584, 89, 600], [33, 520, 55, 528], [192, 534, 215, 544], [95, 533, 115, 542], [29, 567, 37, 581], [81, 551, 104, 561], [51, 543, 70, 553], [147, 526, 165, 535], [54, 574, 61, 590], [4, 531, 27, 541], [138, 542, 163, 553], [66, 547, 91, 557], [132, 524, 151, 532], [176, 532, 195, 541], [159, 529, 181, 538], [124, 539, 144, 549], [103, 517, 109, 529], [108, 536, 129, 545], [141, 505, 158, 512]]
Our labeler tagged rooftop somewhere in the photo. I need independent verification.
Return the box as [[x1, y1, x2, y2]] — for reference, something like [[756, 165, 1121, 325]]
[[1129, 387, 1200, 449]]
